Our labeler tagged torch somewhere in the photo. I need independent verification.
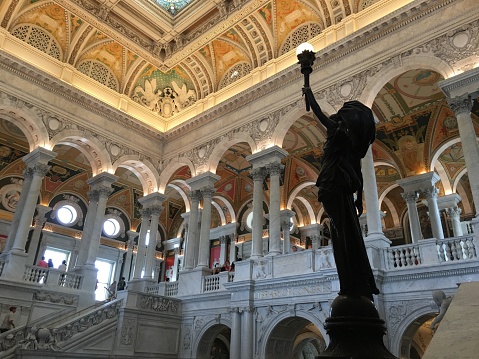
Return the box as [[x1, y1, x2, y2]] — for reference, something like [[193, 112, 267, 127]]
[[296, 42, 316, 111]]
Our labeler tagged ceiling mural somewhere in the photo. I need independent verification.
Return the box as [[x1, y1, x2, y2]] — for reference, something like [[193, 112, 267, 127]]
[[154, 0, 195, 15], [1, 0, 384, 121]]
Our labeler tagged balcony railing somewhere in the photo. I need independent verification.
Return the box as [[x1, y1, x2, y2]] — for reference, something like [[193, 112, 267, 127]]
[[165, 281, 179, 297], [384, 236, 477, 270], [22, 266, 83, 289]]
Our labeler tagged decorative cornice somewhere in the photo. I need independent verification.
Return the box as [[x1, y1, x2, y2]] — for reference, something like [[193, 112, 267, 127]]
[[163, 0, 464, 140], [0, 50, 164, 143], [383, 264, 479, 282]]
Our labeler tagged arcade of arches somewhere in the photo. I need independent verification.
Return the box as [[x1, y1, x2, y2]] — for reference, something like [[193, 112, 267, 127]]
[[0, 0, 479, 358]]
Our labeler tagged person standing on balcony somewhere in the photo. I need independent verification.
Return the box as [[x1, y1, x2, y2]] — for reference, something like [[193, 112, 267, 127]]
[[0, 307, 16, 333], [47, 259, 54, 268], [36, 256, 48, 268]]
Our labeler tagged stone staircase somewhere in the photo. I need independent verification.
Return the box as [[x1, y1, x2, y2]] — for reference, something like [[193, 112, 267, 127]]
[[423, 281, 479, 359], [0, 299, 122, 358]]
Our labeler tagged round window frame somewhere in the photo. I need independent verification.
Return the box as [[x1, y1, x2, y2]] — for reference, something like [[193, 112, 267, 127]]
[[102, 214, 125, 239], [53, 200, 83, 227]]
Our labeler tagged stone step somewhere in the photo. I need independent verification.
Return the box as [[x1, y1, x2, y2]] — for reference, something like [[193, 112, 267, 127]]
[[423, 281, 479, 359]]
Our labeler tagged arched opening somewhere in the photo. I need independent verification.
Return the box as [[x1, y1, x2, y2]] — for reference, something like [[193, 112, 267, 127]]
[[196, 324, 231, 359], [264, 317, 325, 359], [399, 314, 436, 359]]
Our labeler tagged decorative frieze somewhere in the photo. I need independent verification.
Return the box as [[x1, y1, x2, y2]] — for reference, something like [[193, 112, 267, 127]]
[[138, 294, 180, 313], [33, 290, 78, 305]]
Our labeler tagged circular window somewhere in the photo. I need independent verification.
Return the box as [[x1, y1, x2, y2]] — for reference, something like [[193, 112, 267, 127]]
[[103, 218, 120, 237], [57, 205, 77, 225]]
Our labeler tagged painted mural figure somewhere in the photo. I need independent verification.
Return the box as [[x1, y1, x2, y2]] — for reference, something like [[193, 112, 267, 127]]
[[302, 87, 380, 300]]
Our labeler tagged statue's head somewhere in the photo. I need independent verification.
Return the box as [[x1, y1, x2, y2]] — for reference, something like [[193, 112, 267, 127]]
[[337, 101, 376, 158], [432, 290, 446, 306]]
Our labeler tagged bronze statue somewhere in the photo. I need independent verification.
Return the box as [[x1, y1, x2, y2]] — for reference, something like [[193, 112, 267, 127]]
[[302, 87, 379, 300]]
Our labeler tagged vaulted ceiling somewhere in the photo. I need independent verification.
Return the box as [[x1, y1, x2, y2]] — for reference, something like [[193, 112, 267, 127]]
[[0, 0, 379, 122]]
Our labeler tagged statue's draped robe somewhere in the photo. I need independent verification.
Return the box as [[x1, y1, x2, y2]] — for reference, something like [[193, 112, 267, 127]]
[[316, 101, 379, 299]]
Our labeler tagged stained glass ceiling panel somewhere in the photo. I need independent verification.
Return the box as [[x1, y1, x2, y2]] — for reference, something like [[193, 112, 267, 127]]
[[154, 0, 194, 15]]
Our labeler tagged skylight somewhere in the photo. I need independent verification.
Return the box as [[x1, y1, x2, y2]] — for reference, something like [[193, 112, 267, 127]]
[[154, 0, 193, 15]]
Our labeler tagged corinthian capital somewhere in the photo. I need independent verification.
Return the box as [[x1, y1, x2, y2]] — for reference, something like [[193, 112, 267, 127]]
[[32, 163, 51, 177], [267, 162, 284, 176], [250, 167, 267, 181], [401, 191, 418, 203], [447, 94, 473, 115]]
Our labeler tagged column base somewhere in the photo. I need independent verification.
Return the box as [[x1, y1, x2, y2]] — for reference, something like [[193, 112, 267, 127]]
[[317, 295, 397, 359]]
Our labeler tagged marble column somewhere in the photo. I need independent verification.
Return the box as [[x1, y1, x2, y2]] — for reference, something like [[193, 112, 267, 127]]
[[123, 231, 137, 280], [180, 212, 190, 268], [250, 167, 267, 258], [4, 169, 33, 254], [229, 232, 237, 262], [184, 192, 201, 270], [241, 306, 254, 359], [132, 208, 150, 279], [401, 191, 422, 243], [230, 307, 241, 359], [423, 187, 444, 239], [11, 166, 53, 253], [144, 202, 165, 280], [26, 204, 51, 265], [247, 146, 288, 258], [447, 207, 463, 237], [280, 209, 295, 254], [219, 236, 227, 265], [75, 173, 117, 267], [197, 187, 215, 268], [446, 94, 479, 214], [362, 147, 385, 237], [172, 248, 180, 281], [84, 177, 117, 266], [267, 162, 284, 255]]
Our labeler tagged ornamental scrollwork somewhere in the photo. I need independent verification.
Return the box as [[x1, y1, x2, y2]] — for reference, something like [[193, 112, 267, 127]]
[[138, 294, 180, 313]]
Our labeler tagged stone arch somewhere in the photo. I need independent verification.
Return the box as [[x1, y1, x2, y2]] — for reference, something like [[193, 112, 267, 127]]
[[259, 311, 328, 359], [378, 183, 400, 210], [0, 104, 49, 151], [388, 302, 438, 356], [208, 133, 256, 174], [316, 207, 325, 225], [383, 197, 401, 227], [112, 155, 159, 195], [193, 319, 231, 359], [158, 157, 195, 193], [359, 54, 454, 107], [287, 181, 316, 223], [167, 180, 190, 212], [294, 196, 316, 226], [49, 130, 112, 175], [430, 137, 467, 195], [272, 103, 334, 149], [213, 195, 236, 225]]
